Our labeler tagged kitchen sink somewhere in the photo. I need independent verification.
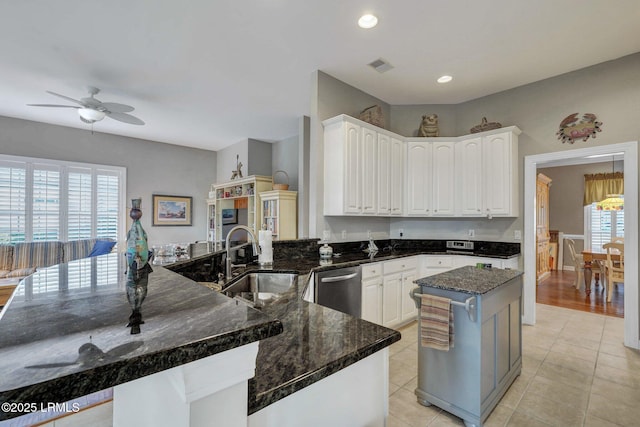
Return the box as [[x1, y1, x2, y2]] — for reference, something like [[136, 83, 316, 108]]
[[222, 272, 298, 308]]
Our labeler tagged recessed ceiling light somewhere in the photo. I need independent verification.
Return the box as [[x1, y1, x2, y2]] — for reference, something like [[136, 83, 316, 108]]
[[358, 14, 378, 29], [437, 75, 453, 83]]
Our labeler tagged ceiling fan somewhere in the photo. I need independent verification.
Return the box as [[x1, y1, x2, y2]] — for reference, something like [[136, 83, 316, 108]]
[[27, 86, 144, 125]]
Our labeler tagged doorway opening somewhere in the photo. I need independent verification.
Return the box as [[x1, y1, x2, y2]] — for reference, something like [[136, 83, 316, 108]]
[[523, 142, 638, 349]]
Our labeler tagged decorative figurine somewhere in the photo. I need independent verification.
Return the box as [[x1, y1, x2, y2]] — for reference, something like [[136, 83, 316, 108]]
[[418, 114, 439, 137], [470, 117, 502, 134], [230, 154, 244, 180], [126, 263, 152, 334], [556, 113, 603, 144], [126, 198, 149, 274]]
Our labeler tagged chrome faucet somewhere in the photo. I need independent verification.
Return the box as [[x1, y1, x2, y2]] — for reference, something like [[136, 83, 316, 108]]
[[225, 225, 261, 279]]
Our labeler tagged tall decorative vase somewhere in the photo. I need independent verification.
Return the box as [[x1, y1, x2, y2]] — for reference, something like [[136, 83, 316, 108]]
[[126, 198, 149, 272]]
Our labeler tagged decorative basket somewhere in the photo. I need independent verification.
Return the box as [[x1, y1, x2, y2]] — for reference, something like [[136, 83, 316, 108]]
[[359, 105, 385, 129], [272, 170, 290, 190], [470, 117, 502, 134]]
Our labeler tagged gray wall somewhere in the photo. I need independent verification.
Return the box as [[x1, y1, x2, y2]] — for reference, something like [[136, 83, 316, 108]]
[[447, 52, 640, 242], [216, 140, 248, 183], [0, 116, 217, 245], [247, 139, 273, 177], [272, 135, 298, 191]]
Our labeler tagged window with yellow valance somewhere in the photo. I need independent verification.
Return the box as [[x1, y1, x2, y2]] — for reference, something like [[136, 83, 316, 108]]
[[583, 172, 624, 206]]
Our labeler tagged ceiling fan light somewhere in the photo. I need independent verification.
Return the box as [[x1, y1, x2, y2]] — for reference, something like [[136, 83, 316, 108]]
[[78, 108, 106, 122]]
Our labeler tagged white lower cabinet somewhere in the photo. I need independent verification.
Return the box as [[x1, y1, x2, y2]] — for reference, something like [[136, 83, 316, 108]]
[[382, 273, 402, 327], [361, 263, 383, 324], [361, 257, 419, 328], [361, 255, 518, 328]]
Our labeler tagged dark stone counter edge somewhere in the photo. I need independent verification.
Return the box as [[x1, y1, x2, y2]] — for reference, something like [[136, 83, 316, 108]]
[[0, 319, 283, 421], [247, 331, 401, 415]]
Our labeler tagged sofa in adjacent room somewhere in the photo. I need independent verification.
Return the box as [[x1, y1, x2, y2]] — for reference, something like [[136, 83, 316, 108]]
[[0, 238, 116, 280]]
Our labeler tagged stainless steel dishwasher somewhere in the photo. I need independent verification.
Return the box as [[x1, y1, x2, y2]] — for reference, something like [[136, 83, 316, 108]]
[[315, 266, 362, 317]]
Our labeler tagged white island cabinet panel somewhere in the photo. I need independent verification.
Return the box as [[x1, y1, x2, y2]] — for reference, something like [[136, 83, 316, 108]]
[[249, 350, 389, 427], [114, 342, 259, 427]]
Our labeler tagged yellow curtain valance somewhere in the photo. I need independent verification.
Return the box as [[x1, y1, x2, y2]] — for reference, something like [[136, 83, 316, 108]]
[[583, 172, 624, 206]]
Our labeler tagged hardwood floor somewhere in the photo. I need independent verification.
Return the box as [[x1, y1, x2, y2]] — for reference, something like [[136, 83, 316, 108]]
[[537, 270, 624, 318]]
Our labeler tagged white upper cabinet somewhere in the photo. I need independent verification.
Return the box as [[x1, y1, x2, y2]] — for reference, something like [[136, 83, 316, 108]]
[[324, 115, 405, 216], [482, 130, 519, 217], [377, 134, 405, 216], [389, 137, 405, 215], [456, 137, 483, 216], [361, 126, 377, 215], [431, 141, 456, 216], [377, 133, 391, 214], [406, 141, 432, 215], [406, 140, 455, 216], [324, 114, 520, 218]]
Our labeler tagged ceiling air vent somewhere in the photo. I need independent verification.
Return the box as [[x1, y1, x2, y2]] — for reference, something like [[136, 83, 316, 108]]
[[368, 58, 393, 73]]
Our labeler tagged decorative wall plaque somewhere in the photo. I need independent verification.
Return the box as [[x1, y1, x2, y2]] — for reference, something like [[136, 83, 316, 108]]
[[556, 113, 603, 143]]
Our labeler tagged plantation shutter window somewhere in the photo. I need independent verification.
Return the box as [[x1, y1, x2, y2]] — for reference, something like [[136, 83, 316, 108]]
[[0, 155, 125, 244]]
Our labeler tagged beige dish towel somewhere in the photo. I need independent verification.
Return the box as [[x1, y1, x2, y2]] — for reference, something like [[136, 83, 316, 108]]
[[420, 294, 454, 351]]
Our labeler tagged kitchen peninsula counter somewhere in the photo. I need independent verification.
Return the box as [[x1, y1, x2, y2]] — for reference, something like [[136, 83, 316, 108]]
[[0, 253, 283, 421]]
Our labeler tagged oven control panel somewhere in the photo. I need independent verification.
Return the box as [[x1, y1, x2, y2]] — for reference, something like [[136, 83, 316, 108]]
[[446, 240, 474, 250]]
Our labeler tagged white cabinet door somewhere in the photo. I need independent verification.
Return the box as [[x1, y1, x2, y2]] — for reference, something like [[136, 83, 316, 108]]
[[361, 127, 377, 215], [400, 269, 418, 322], [382, 273, 402, 327], [456, 137, 483, 216], [362, 276, 383, 324], [343, 120, 362, 214], [406, 141, 432, 215], [431, 141, 456, 216], [482, 131, 518, 217], [389, 137, 405, 216], [377, 133, 391, 215]]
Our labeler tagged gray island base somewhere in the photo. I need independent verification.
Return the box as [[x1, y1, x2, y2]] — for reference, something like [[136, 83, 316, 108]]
[[413, 266, 524, 427]]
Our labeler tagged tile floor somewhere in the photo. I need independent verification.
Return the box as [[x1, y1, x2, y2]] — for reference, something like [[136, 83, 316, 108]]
[[388, 303, 640, 427]]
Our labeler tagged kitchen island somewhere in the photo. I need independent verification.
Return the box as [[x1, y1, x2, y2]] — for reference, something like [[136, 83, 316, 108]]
[[413, 266, 524, 427], [0, 250, 401, 426], [0, 253, 284, 425]]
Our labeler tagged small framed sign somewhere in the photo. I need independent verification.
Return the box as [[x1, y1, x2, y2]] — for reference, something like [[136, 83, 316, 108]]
[[152, 195, 192, 226]]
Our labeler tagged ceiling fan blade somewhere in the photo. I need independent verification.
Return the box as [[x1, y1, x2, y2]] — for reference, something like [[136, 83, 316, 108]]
[[106, 112, 145, 125], [46, 91, 85, 106], [101, 102, 135, 113], [27, 104, 80, 108]]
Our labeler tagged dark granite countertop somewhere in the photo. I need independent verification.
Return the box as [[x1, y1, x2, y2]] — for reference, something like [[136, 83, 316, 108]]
[[0, 253, 282, 420], [414, 265, 524, 295], [242, 273, 400, 414]]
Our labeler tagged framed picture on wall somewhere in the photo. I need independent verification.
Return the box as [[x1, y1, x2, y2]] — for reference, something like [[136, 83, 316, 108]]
[[222, 209, 238, 225], [152, 195, 193, 226]]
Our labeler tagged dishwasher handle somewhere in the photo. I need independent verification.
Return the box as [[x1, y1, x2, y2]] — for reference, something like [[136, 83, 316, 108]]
[[320, 272, 359, 283]]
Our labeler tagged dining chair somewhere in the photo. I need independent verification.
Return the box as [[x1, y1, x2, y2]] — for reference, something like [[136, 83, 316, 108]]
[[566, 239, 584, 290], [603, 242, 624, 303]]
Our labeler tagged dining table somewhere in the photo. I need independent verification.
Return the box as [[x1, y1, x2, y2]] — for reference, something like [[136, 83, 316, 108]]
[[581, 248, 622, 295]]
